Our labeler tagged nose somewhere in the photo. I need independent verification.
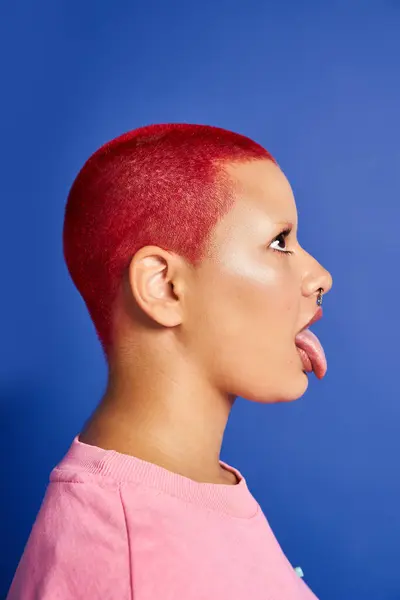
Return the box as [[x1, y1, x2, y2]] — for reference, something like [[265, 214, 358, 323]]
[[301, 253, 333, 300]]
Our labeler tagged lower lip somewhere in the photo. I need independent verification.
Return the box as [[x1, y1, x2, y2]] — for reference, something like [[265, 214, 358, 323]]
[[296, 347, 312, 373]]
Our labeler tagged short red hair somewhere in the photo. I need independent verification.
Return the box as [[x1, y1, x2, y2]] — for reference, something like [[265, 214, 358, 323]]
[[63, 123, 275, 356]]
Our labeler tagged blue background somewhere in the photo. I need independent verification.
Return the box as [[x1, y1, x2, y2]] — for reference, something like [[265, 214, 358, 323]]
[[1, 1, 399, 598]]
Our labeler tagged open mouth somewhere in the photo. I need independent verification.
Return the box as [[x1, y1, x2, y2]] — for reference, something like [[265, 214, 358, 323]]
[[295, 308, 327, 379]]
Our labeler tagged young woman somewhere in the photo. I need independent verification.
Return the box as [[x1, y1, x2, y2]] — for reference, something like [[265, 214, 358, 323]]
[[8, 123, 332, 599]]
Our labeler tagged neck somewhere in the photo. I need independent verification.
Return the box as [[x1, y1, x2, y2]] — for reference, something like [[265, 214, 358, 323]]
[[80, 357, 237, 484]]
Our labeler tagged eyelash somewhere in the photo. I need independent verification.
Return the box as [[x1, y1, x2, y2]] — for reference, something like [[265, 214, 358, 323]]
[[270, 227, 294, 256]]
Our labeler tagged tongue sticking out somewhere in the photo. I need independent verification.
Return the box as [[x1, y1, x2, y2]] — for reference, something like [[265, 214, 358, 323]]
[[295, 328, 327, 379]]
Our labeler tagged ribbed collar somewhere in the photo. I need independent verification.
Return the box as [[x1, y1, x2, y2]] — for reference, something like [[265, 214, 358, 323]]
[[52, 435, 259, 519]]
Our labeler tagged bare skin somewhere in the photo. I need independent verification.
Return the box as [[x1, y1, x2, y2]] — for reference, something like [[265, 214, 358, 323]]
[[80, 159, 333, 486]]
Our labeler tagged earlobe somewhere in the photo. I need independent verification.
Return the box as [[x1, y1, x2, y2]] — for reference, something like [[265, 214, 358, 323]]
[[127, 246, 183, 328]]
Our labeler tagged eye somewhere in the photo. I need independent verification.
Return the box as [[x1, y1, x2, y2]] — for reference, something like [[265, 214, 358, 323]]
[[269, 228, 294, 255]]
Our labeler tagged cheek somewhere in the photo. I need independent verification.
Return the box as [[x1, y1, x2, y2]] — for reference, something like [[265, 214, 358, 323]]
[[201, 265, 298, 351], [227, 263, 297, 325], [189, 259, 306, 401], [211, 277, 303, 401]]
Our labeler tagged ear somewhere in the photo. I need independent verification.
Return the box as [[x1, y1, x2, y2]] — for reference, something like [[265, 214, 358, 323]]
[[127, 245, 185, 327]]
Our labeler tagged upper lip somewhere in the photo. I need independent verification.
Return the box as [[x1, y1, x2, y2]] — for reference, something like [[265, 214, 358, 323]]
[[297, 307, 323, 334]]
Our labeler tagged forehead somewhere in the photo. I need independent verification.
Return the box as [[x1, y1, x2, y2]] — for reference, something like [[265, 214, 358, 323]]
[[223, 159, 297, 227], [204, 159, 298, 260]]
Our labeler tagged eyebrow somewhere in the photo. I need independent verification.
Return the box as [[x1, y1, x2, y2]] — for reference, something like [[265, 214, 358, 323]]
[[275, 221, 294, 230]]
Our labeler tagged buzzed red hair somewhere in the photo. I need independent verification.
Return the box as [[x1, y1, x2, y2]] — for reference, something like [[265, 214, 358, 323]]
[[63, 123, 275, 356]]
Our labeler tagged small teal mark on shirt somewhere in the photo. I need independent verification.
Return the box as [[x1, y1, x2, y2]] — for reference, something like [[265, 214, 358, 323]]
[[294, 566, 304, 578]]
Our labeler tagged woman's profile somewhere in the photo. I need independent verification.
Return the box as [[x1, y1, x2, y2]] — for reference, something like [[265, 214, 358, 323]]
[[7, 123, 332, 599]]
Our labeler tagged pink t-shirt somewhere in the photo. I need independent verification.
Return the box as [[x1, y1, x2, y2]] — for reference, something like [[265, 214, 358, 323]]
[[7, 436, 319, 599]]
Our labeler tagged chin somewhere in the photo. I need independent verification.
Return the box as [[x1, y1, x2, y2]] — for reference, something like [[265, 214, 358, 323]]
[[240, 372, 309, 405], [279, 363, 310, 402], [230, 357, 311, 404], [280, 373, 309, 403], [277, 366, 311, 403]]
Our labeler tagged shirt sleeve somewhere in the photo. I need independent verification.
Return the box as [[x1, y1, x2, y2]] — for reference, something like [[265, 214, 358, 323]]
[[7, 480, 132, 600]]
